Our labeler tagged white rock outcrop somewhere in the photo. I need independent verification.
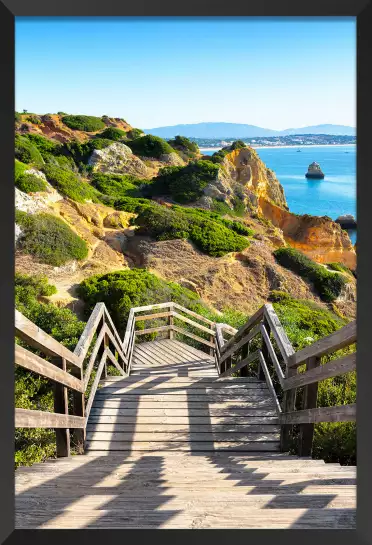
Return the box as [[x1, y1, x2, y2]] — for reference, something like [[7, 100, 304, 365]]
[[88, 142, 149, 178]]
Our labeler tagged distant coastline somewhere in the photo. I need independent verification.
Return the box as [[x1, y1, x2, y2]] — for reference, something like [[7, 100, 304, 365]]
[[200, 144, 357, 152]]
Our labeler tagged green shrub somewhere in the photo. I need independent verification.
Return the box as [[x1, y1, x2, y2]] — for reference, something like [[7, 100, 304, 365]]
[[327, 262, 354, 277], [126, 134, 174, 158], [15, 159, 28, 181], [98, 127, 127, 141], [25, 133, 61, 159], [167, 135, 199, 157], [16, 173, 47, 193], [273, 247, 347, 302], [91, 172, 146, 199], [61, 115, 105, 132], [43, 153, 78, 172], [60, 138, 112, 167], [26, 115, 41, 125], [146, 160, 219, 203], [134, 204, 249, 257], [127, 128, 144, 140], [15, 135, 44, 168], [209, 140, 247, 164], [16, 210, 89, 266], [15, 112, 21, 123], [43, 164, 101, 202], [172, 205, 254, 237], [113, 196, 155, 214]]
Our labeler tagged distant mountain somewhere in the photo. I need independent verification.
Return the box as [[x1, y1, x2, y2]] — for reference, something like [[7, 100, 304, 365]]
[[280, 125, 356, 136], [143, 122, 355, 139]]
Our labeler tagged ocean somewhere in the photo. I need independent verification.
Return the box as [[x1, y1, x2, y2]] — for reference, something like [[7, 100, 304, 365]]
[[202, 145, 357, 244]]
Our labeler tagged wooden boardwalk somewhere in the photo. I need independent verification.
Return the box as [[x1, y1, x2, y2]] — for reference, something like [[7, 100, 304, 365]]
[[15, 338, 356, 529]]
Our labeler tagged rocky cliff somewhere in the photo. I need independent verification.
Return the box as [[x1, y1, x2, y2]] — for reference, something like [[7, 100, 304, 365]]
[[259, 198, 356, 270]]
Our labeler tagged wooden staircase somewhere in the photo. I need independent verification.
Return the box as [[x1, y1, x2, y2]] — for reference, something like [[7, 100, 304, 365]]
[[14, 302, 357, 529]]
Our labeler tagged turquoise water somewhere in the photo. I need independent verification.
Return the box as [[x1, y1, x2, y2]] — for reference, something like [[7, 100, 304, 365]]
[[202, 145, 356, 244]]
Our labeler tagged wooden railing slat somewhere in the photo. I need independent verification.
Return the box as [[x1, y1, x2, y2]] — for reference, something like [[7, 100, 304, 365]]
[[15, 345, 83, 392], [106, 348, 126, 377], [135, 312, 172, 322], [280, 404, 356, 424], [15, 310, 80, 368], [263, 304, 295, 363], [171, 326, 215, 348], [83, 326, 106, 391], [283, 352, 356, 391], [258, 351, 282, 414], [85, 349, 108, 421], [135, 325, 172, 336], [260, 323, 285, 385], [73, 303, 105, 362], [219, 350, 260, 378], [219, 323, 261, 365], [172, 303, 214, 325], [172, 312, 215, 335], [220, 306, 264, 355], [15, 408, 85, 429]]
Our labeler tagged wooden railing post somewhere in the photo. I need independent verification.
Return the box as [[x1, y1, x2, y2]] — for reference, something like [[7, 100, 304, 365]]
[[209, 324, 215, 357], [298, 356, 321, 456], [280, 363, 297, 452], [240, 341, 249, 377], [258, 317, 268, 381], [53, 357, 70, 457], [169, 304, 174, 340], [72, 366, 85, 454]]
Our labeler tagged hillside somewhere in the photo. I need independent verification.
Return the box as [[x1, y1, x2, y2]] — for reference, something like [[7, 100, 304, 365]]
[[144, 122, 356, 139], [14, 112, 356, 320]]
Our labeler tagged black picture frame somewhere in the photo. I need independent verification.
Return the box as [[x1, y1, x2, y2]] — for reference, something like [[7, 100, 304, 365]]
[[1, 3, 371, 545]]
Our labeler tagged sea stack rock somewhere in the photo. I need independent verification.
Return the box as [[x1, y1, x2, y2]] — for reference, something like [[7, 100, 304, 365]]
[[335, 214, 357, 229], [305, 162, 325, 179]]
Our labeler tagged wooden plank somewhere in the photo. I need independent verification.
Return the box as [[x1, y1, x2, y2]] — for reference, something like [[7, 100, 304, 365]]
[[289, 321, 357, 368], [85, 441, 280, 452], [86, 423, 281, 433], [135, 311, 172, 322], [92, 399, 274, 409], [15, 408, 85, 428], [15, 344, 83, 392], [220, 306, 264, 355], [87, 415, 279, 424], [86, 431, 280, 442], [89, 407, 278, 417], [298, 356, 320, 457], [171, 326, 215, 348], [106, 348, 126, 376], [172, 312, 215, 335], [219, 350, 260, 378], [258, 351, 282, 415], [122, 309, 135, 350], [280, 365, 297, 452], [219, 324, 261, 365], [172, 303, 214, 325], [73, 303, 105, 362], [15, 310, 80, 368], [260, 323, 285, 384], [83, 326, 106, 390], [99, 376, 262, 384], [280, 403, 356, 424], [85, 349, 108, 421], [284, 353, 356, 391], [163, 339, 213, 361], [263, 304, 295, 363], [98, 382, 266, 390], [53, 357, 70, 457], [135, 325, 171, 336], [102, 307, 124, 350], [71, 366, 85, 452], [104, 326, 128, 367], [132, 302, 173, 313]]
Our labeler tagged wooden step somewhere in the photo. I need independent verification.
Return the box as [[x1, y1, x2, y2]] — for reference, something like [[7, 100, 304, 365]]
[[85, 441, 281, 452], [89, 408, 278, 416]]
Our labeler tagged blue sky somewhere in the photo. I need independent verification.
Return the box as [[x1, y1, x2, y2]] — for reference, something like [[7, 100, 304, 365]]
[[15, 17, 356, 130]]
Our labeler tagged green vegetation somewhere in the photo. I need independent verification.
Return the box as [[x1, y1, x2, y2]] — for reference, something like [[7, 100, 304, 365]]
[[210, 140, 247, 164], [24, 133, 60, 159], [146, 160, 219, 203], [16, 210, 89, 266], [273, 247, 347, 302], [16, 173, 47, 194], [61, 138, 113, 168], [113, 197, 155, 214], [26, 115, 41, 125], [98, 127, 127, 141], [15, 159, 28, 181], [15, 273, 86, 468], [43, 164, 101, 202], [172, 205, 254, 236], [61, 115, 106, 132], [15, 112, 22, 123], [126, 134, 175, 158], [127, 128, 144, 140], [167, 135, 199, 159], [134, 204, 250, 257], [91, 172, 147, 199], [15, 135, 44, 168], [327, 262, 355, 277]]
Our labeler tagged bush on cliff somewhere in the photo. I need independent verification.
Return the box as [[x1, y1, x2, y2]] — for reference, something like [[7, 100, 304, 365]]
[[43, 164, 101, 202], [209, 140, 247, 164], [127, 128, 144, 140], [98, 127, 127, 141], [15, 135, 44, 168], [24, 133, 61, 159], [167, 135, 199, 159], [15, 159, 28, 181], [15, 211, 89, 266], [146, 160, 219, 203], [273, 247, 347, 302], [91, 172, 147, 199], [126, 134, 174, 158], [16, 173, 48, 194], [61, 115, 106, 132], [61, 138, 112, 168], [134, 205, 249, 257]]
